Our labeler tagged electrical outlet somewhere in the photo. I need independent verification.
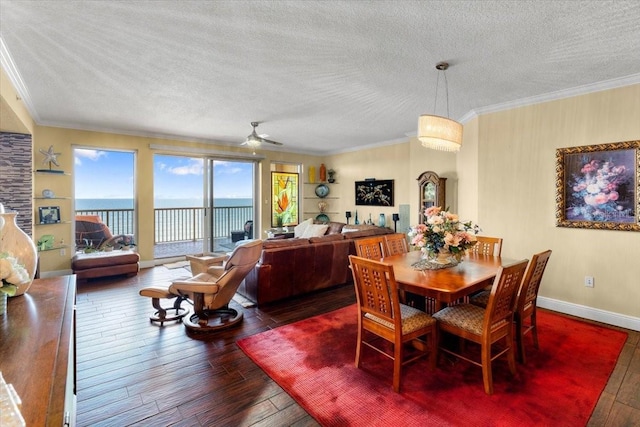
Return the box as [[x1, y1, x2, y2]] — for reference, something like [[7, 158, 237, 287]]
[[584, 276, 594, 288], [60, 248, 66, 256]]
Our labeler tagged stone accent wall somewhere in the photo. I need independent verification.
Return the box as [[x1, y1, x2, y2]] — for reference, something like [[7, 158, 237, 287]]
[[0, 132, 33, 235]]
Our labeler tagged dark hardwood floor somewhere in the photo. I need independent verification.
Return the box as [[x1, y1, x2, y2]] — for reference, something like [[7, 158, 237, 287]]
[[76, 266, 640, 426]]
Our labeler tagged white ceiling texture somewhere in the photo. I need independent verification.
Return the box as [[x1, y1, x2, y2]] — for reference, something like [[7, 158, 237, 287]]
[[1, 1, 640, 155]]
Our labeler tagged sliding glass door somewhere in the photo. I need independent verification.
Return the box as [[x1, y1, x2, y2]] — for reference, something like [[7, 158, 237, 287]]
[[207, 159, 256, 253], [153, 154, 256, 258]]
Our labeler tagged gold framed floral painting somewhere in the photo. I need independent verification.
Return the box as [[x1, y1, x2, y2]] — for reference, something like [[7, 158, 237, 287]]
[[271, 172, 299, 227], [555, 140, 639, 231]]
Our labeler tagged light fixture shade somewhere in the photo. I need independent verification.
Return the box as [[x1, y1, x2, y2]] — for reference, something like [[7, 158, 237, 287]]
[[418, 114, 463, 152], [245, 134, 261, 149]]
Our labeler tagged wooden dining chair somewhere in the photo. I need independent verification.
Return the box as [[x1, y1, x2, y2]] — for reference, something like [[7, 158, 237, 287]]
[[433, 259, 528, 394], [383, 232, 436, 312], [469, 250, 552, 364], [514, 249, 552, 363], [469, 236, 503, 257], [383, 233, 409, 256], [349, 255, 437, 392], [354, 236, 386, 260]]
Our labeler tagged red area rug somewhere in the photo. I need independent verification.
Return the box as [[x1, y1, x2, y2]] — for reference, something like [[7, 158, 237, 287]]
[[237, 305, 627, 426]]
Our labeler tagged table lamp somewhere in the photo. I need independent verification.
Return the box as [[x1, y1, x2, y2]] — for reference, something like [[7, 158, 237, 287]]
[[345, 211, 352, 224], [392, 213, 399, 232]]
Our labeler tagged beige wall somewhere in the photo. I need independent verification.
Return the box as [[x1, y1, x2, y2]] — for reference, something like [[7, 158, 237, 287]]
[[1, 68, 34, 134], [30, 126, 325, 271], [3, 70, 639, 326], [468, 84, 640, 320], [325, 139, 457, 228]]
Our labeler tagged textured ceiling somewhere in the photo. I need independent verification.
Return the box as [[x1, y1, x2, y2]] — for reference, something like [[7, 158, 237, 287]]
[[1, 0, 640, 155]]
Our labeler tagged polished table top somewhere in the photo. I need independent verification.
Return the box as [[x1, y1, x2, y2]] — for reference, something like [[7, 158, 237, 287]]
[[382, 251, 515, 304]]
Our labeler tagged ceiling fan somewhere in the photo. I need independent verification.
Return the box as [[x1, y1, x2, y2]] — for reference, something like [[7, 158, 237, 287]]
[[242, 122, 283, 153]]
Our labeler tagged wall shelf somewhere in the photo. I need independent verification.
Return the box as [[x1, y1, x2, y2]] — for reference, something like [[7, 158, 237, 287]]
[[37, 221, 71, 225], [34, 197, 71, 200], [37, 244, 69, 253]]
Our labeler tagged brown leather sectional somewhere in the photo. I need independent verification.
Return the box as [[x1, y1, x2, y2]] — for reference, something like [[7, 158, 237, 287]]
[[238, 223, 392, 305]]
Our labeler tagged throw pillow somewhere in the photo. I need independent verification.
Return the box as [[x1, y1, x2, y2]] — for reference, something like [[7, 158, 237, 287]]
[[301, 224, 329, 238], [294, 218, 314, 238]]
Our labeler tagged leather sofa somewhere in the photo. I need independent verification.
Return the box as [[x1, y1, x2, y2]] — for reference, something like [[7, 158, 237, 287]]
[[238, 223, 392, 305]]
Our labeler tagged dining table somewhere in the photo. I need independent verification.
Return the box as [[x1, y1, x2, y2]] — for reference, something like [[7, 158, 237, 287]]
[[381, 251, 516, 311]]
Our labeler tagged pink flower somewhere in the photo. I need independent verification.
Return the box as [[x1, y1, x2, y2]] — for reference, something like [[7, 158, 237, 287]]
[[444, 232, 462, 247], [612, 165, 626, 175], [593, 193, 608, 205], [581, 161, 598, 174], [608, 191, 619, 201], [424, 206, 442, 217]]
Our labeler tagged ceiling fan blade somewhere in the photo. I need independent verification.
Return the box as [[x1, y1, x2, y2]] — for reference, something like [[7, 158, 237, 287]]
[[242, 122, 284, 147], [259, 137, 283, 146]]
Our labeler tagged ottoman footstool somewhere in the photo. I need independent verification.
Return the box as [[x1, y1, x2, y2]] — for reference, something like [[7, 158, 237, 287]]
[[138, 285, 188, 325], [72, 250, 140, 281]]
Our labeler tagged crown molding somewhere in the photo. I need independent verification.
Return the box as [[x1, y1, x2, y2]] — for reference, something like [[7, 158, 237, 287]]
[[0, 37, 40, 123], [461, 73, 640, 123]]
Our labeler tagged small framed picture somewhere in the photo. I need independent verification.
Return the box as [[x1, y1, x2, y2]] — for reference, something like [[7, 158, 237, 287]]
[[39, 206, 61, 224]]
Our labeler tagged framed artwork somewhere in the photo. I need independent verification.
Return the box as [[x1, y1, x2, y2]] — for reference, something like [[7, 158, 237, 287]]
[[555, 140, 639, 231], [38, 206, 61, 224], [355, 179, 394, 206], [271, 172, 299, 227]]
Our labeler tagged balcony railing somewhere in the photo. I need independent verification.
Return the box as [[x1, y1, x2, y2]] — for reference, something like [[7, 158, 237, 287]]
[[75, 206, 253, 243]]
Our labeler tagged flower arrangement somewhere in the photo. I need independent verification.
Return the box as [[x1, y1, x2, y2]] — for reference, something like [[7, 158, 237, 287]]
[[567, 158, 633, 222], [0, 252, 30, 296], [408, 207, 481, 259]]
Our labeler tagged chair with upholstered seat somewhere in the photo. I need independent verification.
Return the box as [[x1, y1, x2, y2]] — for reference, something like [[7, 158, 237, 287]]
[[469, 236, 503, 256], [349, 255, 437, 392], [467, 236, 504, 297], [433, 259, 528, 394], [383, 233, 409, 256], [75, 215, 135, 250], [140, 240, 262, 332], [470, 249, 552, 363], [354, 236, 386, 260], [383, 232, 433, 312]]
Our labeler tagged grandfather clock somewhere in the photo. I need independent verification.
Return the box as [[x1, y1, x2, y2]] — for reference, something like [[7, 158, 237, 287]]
[[417, 171, 446, 223]]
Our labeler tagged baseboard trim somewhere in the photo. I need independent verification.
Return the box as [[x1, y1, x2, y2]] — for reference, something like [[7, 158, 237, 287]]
[[538, 296, 640, 332]]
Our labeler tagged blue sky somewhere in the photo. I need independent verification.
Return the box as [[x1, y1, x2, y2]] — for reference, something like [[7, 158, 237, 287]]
[[74, 149, 253, 200]]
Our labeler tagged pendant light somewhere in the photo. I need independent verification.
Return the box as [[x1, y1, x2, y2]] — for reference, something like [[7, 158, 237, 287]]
[[418, 62, 463, 152]]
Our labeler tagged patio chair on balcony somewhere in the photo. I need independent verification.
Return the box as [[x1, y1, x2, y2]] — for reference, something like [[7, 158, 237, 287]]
[[75, 215, 134, 250], [231, 220, 253, 243]]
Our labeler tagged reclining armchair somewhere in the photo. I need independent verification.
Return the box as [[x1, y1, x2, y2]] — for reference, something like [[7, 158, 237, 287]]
[[75, 215, 135, 250], [140, 240, 263, 333]]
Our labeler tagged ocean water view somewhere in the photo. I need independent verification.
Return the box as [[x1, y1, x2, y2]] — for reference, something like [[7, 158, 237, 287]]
[[76, 198, 253, 210], [75, 198, 254, 243]]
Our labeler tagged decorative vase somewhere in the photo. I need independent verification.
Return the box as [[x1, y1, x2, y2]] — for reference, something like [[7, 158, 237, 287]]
[[308, 166, 316, 183], [0, 292, 7, 316], [319, 163, 327, 182], [378, 213, 386, 227], [0, 212, 38, 296], [435, 251, 452, 264]]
